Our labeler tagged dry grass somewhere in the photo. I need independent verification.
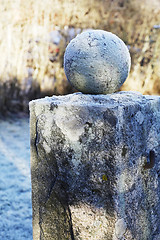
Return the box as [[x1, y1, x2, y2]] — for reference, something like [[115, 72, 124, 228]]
[[0, 0, 160, 112]]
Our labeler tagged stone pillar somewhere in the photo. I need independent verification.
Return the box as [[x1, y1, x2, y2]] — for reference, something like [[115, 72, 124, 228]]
[[30, 91, 160, 240]]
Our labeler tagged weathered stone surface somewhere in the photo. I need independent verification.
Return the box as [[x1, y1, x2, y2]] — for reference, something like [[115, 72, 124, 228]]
[[64, 30, 131, 94], [30, 91, 160, 240]]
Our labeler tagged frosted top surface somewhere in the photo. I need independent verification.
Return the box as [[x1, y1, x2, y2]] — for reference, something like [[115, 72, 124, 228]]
[[30, 92, 160, 109]]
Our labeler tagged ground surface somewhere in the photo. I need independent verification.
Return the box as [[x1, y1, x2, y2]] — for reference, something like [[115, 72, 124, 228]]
[[0, 115, 32, 240]]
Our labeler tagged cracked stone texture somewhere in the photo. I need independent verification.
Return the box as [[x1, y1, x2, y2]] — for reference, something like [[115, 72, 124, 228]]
[[30, 91, 160, 240], [64, 30, 131, 94]]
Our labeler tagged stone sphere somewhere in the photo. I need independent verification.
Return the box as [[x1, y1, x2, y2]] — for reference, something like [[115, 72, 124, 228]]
[[64, 30, 131, 94]]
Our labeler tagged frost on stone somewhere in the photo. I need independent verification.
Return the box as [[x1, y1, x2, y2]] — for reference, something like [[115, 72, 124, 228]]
[[64, 30, 131, 94], [115, 218, 127, 238], [54, 105, 89, 142], [135, 111, 144, 125], [30, 92, 160, 240]]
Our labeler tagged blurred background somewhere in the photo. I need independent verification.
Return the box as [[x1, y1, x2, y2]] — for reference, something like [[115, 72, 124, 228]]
[[0, 0, 160, 113]]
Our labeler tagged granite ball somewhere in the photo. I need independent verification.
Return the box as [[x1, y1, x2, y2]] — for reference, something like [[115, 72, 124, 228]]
[[64, 30, 131, 94]]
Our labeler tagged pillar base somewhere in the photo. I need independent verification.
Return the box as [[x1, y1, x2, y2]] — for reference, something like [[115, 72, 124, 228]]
[[30, 91, 160, 240]]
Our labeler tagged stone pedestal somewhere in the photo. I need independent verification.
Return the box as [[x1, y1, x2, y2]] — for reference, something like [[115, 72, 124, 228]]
[[30, 92, 160, 240]]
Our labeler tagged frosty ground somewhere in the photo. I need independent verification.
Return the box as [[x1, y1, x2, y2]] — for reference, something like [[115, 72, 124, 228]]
[[0, 115, 32, 240]]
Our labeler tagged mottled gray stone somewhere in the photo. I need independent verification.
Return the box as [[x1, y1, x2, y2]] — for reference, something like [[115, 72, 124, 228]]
[[115, 218, 127, 239], [30, 91, 160, 240], [64, 30, 131, 94]]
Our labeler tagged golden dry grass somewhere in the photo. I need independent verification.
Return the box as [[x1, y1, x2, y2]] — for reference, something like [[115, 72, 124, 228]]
[[0, 0, 160, 111]]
